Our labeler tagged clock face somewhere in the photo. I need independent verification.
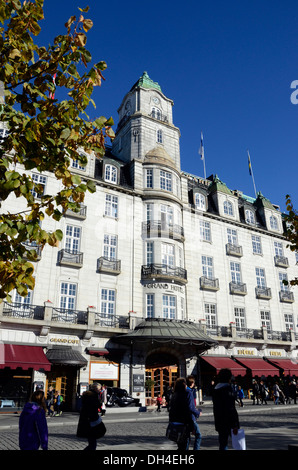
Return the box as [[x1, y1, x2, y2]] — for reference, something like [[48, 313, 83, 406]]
[[152, 97, 160, 104]]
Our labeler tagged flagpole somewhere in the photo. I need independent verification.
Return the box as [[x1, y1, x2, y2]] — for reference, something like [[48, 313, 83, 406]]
[[247, 150, 257, 198], [199, 131, 206, 179]]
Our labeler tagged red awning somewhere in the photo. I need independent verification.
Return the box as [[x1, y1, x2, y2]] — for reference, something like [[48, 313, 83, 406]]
[[87, 348, 109, 356], [0, 344, 51, 371], [201, 356, 247, 376], [265, 358, 298, 376], [233, 357, 279, 377]]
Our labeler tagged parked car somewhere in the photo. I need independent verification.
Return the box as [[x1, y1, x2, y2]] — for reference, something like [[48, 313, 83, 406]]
[[106, 387, 140, 407], [0, 399, 16, 408]]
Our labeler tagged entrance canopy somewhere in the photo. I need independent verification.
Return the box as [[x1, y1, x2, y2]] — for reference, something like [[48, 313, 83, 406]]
[[265, 358, 298, 376], [201, 356, 247, 377], [112, 318, 217, 350], [46, 347, 87, 367], [233, 357, 279, 377], [0, 344, 51, 371]]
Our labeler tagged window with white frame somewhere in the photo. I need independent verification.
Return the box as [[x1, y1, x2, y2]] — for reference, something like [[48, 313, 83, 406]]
[[181, 297, 185, 320], [279, 272, 289, 291], [71, 158, 86, 171], [162, 294, 176, 319], [270, 215, 278, 231], [205, 303, 217, 329], [234, 307, 246, 329], [101, 289, 116, 317], [284, 313, 294, 331], [274, 241, 283, 257], [103, 234, 117, 260], [146, 241, 154, 265], [230, 261, 241, 284], [146, 203, 154, 221], [202, 255, 214, 279], [260, 310, 271, 330], [195, 193, 206, 211], [160, 204, 173, 225], [104, 194, 118, 218], [146, 294, 154, 318], [245, 209, 255, 224], [160, 170, 172, 191], [60, 282, 77, 310], [146, 169, 153, 188], [199, 220, 211, 242], [224, 200, 234, 216], [157, 129, 163, 143], [31, 173, 47, 198], [65, 225, 81, 253], [162, 243, 175, 267], [256, 267, 266, 288], [15, 290, 32, 308], [252, 235, 262, 255], [104, 164, 117, 184], [152, 107, 162, 120], [227, 228, 238, 245]]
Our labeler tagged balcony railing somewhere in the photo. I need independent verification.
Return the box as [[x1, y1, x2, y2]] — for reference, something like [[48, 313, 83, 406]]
[[255, 287, 272, 300], [2, 302, 44, 320], [142, 221, 184, 240], [97, 257, 121, 274], [274, 255, 289, 268], [229, 282, 247, 295], [226, 243, 243, 257], [22, 243, 42, 261], [51, 308, 88, 324], [94, 312, 128, 328], [141, 264, 187, 282], [279, 291, 294, 303], [58, 249, 83, 267], [200, 276, 219, 291], [65, 204, 87, 219]]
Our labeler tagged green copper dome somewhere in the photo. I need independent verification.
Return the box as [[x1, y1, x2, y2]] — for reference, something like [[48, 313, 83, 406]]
[[130, 71, 162, 92]]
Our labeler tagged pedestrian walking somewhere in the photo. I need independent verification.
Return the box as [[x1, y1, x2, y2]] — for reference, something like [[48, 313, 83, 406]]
[[168, 377, 201, 451], [19, 390, 48, 450], [251, 379, 260, 405], [77, 383, 106, 450], [273, 381, 282, 405], [289, 380, 297, 404], [186, 375, 202, 450], [259, 381, 268, 405], [100, 384, 107, 416], [54, 390, 62, 416], [212, 368, 240, 450], [156, 393, 162, 412], [46, 385, 54, 417], [237, 385, 244, 407]]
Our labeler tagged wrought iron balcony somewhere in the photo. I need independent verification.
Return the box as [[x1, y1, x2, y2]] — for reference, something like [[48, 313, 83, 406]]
[[255, 286, 272, 300], [200, 276, 219, 291], [274, 255, 289, 268], [142, 221, 184, 240], [226, 243, 243, 257], [52, 308, 88, 324], [22, 243, 42, 261], [229, 282, 247, 295], [279, 291, 294, 303], [65, 204, 87, 219], [2, 302, 44, 320], [58, 249, 83, 267], [141, 264, 187, 283], [97, 257, 121, 275]]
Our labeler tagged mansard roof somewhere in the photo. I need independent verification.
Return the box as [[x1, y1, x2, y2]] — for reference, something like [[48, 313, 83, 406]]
[[130, 71, 162, 93]]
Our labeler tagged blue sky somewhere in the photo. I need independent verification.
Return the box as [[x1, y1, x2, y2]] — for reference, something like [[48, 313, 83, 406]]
[[38, 0, 298, 211]]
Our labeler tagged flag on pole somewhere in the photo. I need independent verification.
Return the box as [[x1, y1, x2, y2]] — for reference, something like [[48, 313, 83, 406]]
[[248, 151, 252, 175], [199, 132, 204, 160]]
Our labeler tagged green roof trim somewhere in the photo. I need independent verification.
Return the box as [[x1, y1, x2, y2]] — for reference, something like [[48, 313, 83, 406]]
[[131, 71, 162, 92], [208, 175, 233, 195], [254, 191, 276, 210]]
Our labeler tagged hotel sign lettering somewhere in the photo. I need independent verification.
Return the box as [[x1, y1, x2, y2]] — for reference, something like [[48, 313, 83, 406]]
[[144, 282, 184, 293]]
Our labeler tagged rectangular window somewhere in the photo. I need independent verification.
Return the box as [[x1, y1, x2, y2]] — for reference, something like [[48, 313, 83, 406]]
[[162, 295, 176, 319], [103, 234, 117, 260], [60, 282, 77, 310], [162, 243, 175, 267], [279, 272, 289, 291], [31, 174, 47, 198], [146, 241, 154, 265], [101, 289, 116, 316], [146, 203, 154, 221], [284, 313, 294, 331], [72, 159, 86, 171], [227, 228, 237, 245], [230, 261, 241, 284], [234, 307, 246, 329], [146, 169, 153, 188], [65, 225, 81, 253], [255, 267, 266, 288], [205, 303, 217, 329], [160, 204, 173, 225], [252, 235, 262, 255], [199, 220, 211, 242], [274, 242, 283, 257], [146, 294, 154, 318], [105, 194, 118, 218], [160, 170, 172, 192], [260, 310, 271, 330], [202, 255, 214, 279]]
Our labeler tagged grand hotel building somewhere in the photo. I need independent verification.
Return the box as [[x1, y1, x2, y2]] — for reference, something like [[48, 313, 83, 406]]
[[0, 72, 297, 410]]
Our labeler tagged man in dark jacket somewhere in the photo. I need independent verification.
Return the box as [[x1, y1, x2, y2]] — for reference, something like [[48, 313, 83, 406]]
[[212, 368, 240, 450], [77, 383, 103, 450]]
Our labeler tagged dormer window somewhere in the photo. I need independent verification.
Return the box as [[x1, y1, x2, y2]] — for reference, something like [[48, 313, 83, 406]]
[[245, 209, 255, 224], [224, 200, 234, 216], [104, 164, 118, 184], [195, 193, 206, 211], [270, 215, 278, 231], [152, 107, 162, 120]]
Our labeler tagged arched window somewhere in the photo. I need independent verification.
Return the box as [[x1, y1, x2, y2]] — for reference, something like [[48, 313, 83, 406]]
[[152, 107, 162, 120], [245, 209, 255, 224], [157, 129, 163, 144], [195, 193, 206, 211], [104, 164, 117, 184], [270, 215, 278, 230], [223, 200, 234, 216]]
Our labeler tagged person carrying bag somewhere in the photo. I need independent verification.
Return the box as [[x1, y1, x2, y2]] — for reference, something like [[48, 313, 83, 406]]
[[77, 383, 106, 450]]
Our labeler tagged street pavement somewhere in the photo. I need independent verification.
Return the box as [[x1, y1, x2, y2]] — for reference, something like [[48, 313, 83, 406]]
[[0, 400, 298, 454]]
